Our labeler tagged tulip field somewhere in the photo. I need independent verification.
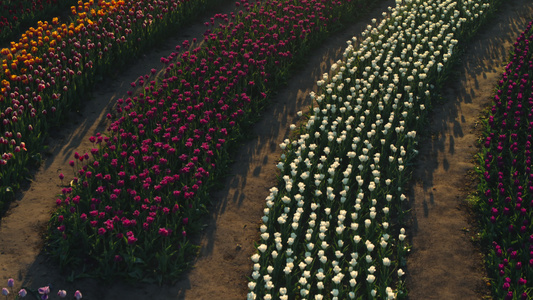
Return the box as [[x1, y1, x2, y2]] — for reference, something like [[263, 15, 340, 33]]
[[245, 0, 508, 298], [0, 0, 78, 43], [0, 0, 212, 205], [0, 0, 532, 299], [43, 0, 375, 284]]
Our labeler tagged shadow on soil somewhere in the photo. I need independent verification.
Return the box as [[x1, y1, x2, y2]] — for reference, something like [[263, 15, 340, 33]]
[[405, 1, 533, 299]]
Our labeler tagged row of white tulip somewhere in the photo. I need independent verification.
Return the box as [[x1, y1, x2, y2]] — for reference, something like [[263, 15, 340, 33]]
[[248, 0, 493, 299]]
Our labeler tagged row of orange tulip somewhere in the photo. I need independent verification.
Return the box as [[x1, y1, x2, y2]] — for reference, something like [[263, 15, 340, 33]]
[[0, 0, 78, 45], [0, 0, 209, 204], [1, 0, 121, 99]]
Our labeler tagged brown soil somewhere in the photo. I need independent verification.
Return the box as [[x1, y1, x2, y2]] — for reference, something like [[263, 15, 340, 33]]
[[0, 1, 531, 300]]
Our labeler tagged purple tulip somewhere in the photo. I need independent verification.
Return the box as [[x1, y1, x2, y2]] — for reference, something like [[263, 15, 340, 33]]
[[18, 289, 27, 298], [74, 290, 82, 300], [37, 286, 50, 295], [504, 290, 515, 300], [502, 282, 510, 291]]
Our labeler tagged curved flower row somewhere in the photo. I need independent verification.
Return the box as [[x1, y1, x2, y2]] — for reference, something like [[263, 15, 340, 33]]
[[46, 0, 374, 283], [247, 0, 498, 299], [0, 0, 77, 44], [0, 0, 209, 204], [475, 20, 533, 300]]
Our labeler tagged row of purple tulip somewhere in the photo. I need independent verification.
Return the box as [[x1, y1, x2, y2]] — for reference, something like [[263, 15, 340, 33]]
[[1, 277, 82, 300], [476, 19, 533, 300]]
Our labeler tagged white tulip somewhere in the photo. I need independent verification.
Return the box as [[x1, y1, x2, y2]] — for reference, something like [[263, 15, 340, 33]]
[[383, 257, 391, 266], [367, 274, 376, 284], [398, 269, 405, 277]]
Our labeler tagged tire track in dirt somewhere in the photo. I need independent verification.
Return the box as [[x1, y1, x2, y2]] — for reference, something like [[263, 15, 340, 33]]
[[406, 1, 533, 299]]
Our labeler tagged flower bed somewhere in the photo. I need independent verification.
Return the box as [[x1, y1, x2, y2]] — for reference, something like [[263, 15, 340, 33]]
[[246, 0, 501, 299], [474, 19, 533, 300], [0, 0, 210, 205], [45, 0, 380, 283], [0, 0, 77, 45]]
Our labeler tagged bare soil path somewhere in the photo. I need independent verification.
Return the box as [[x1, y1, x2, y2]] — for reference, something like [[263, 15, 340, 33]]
[[0, 1, 531, 300], [406, 1, 533, 299]]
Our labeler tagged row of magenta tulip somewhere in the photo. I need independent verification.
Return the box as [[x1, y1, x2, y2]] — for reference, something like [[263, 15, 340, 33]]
[[246, 0, 503, 299], [0, 0, 211, 205], [475, 19, 533, 300], [45, 0, 374, 283], [0, 0, 78, 45]]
